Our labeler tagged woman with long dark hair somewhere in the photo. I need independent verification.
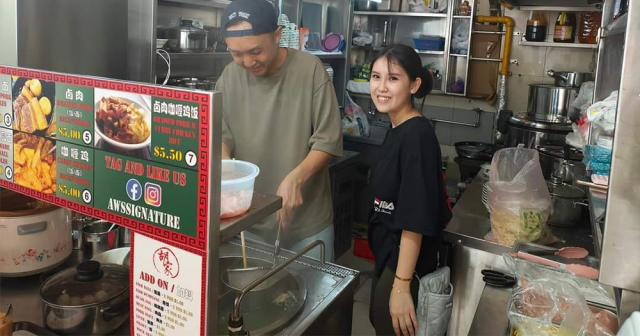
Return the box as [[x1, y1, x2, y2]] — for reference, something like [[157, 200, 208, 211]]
[[367, 44, 451, 336]]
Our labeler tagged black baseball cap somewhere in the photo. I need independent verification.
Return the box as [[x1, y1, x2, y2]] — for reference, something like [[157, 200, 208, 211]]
[[221, 0, 279, 38]]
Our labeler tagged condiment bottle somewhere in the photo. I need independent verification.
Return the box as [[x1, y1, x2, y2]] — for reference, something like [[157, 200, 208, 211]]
[[554, 12, 576, 43], [577, 12, 602, 44], [525, 11, 547, 42]]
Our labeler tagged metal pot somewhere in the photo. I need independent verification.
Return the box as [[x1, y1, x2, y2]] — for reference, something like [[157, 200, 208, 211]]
[[0, 191, 72, 277], [40, 261, 129, 335], [527, 84, 579, 123], [82, 221, 120, 260], [166, 19, 208, 52], [538, 146, 586, 182], [506, 115, 572, 148], [548, 180, 587, 227], [547, 70, 594, 88]]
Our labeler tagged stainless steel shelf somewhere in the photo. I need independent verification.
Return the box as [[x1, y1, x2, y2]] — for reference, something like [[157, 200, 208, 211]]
[[601, 13, 627, 37], [158, 0, 230, 9], [308, 52, 346, 59], [155, 51, 231, 77], [450, 53, 468, 57], [517, 5, 602, 12], [472, 30, 506, 35], [470, 57, 501, 62], [453, 15, 472, 19], [219, 193, 282, 242], [354, 11, 447, 17], [519, 40, 598, 49], [415, 49, 445, 55]]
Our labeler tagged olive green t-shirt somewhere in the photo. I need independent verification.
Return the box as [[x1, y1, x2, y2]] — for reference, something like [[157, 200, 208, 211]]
[[215, 48, 343, 243]]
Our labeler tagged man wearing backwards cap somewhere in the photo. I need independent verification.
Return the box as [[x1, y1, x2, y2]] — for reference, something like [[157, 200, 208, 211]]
[[216, 0, 342, 260]]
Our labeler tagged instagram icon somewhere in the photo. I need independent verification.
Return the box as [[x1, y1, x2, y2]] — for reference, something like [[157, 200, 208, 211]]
[[144, 182, 162, 207]]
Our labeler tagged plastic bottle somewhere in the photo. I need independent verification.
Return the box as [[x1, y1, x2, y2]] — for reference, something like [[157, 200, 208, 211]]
[[553, 12, 576, 43], [577, 12, 602, 44]]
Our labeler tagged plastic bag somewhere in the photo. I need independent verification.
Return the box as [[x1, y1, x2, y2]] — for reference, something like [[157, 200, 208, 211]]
[[451, 20, 470, 54], [507, 279, 615, 336], [586, 91, 618, 132], [488, 148, 551, 246], [570, 81, 595, 119], [503, 254, 616, 308], [408, 0, 448, 13], [342, 92, 370, 137]]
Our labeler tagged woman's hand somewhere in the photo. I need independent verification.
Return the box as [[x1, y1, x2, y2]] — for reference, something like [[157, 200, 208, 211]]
[[389, 283, 418, 336]]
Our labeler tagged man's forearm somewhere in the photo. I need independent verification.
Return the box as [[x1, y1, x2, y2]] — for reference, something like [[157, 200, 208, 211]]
[[290, 150, 333, 185]]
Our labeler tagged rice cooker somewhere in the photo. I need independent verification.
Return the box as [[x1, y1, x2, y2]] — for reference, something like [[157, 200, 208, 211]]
[[0, 190, 72, 277]]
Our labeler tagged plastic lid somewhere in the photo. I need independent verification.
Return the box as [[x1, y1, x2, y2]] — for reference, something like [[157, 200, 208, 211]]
[[40, 261, 129, 308]]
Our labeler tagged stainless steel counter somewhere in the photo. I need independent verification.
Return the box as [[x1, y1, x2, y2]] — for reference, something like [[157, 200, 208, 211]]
[[443, 177, 598, 335], [1, 238, 358, 336], [468, 284, 511, 335], [443, 177, 596, 255], [219, 238, 359, 335]]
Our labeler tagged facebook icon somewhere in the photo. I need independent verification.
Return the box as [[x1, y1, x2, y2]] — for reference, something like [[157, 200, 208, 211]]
[[126, 179, 142, 201]]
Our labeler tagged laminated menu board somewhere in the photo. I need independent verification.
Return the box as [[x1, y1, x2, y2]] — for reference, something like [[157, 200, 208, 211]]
[[0, 66, 218, 336]]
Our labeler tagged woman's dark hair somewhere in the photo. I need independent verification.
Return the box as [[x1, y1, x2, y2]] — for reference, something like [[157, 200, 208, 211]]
[[371, 44, 433, 99]]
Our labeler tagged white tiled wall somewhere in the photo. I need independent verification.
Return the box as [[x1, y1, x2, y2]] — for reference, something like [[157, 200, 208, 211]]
[[0, 0, 17, 66]]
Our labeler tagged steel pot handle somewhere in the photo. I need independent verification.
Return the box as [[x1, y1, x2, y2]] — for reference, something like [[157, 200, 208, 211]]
[[102, 299, 130, 321], [17, 221, 47, 235]]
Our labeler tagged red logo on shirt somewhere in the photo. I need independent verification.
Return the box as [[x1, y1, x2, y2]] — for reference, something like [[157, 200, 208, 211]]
[[373, 197, 394, 214]]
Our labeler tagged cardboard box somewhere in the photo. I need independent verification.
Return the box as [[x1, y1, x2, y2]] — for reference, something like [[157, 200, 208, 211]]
[[471, 23, 502, 59]]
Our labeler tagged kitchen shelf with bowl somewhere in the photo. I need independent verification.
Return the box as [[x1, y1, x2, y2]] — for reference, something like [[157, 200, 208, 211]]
[[518, 39, 598, 49], [353, 11, 447, 17], [219, 193, 282, 243]]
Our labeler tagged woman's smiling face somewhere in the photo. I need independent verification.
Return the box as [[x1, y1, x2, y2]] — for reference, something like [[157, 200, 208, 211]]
[[369, 57, 420, 114]]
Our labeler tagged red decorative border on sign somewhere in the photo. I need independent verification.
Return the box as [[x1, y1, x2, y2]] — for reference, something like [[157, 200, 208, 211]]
[[0, 66, 211, 252]]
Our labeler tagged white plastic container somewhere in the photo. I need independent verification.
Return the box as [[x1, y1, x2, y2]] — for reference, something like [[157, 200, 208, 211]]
[[220, 160, 260, 219]]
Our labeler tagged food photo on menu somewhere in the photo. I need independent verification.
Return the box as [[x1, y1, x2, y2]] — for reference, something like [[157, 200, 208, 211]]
[[93, 89, 152, 160], [12, 132, 57, 194], [12, 77, 56, 137]]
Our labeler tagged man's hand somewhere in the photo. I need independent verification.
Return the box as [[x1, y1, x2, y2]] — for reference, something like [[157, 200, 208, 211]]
[[276, 170, 303, 228]]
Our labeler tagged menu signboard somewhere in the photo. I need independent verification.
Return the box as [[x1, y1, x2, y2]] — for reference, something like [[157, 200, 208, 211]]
[[0, 66, 217, 336], [132, 233, 204, 336]]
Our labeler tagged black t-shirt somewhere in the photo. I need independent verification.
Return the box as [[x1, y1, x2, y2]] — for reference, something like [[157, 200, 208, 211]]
[[367, 116, 452, 277]]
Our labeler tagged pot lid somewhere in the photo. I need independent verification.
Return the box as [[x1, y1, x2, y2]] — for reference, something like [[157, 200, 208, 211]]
[[548, 181, 585, 199], [538, 145, 584, 161], [40, 261, 129, 308], [509, 115, 573, 131], [0, 190, 58, 216]]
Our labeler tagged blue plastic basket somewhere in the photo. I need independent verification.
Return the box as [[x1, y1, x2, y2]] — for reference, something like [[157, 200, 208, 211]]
[[412, 36, 445, 51]]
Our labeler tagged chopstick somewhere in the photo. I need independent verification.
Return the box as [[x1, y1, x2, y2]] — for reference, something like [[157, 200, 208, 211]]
[[240, 231, 248, 268]]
